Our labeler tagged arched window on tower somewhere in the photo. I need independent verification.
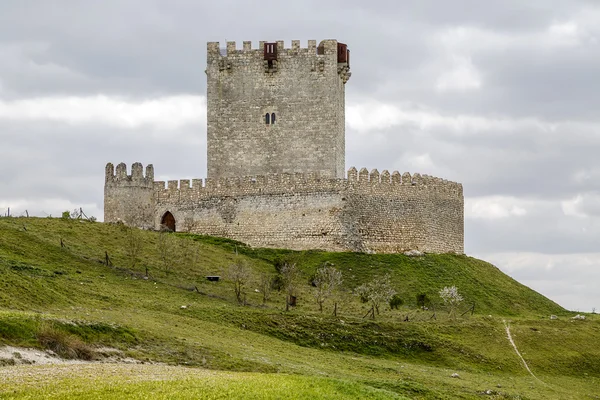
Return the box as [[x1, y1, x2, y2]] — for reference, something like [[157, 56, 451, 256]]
[[265, 113, 270, 125], [271, 113, 276, 124]]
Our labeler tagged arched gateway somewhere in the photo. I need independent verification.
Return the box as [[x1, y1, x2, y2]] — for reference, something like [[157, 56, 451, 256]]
[[161, 211, 176, 232]]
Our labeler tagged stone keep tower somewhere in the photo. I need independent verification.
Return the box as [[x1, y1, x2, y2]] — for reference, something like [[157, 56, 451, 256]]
[[206, 39, 351, 179]]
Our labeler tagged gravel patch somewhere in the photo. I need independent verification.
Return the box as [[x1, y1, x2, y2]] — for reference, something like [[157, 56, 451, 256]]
[[0, 346, 140, 366]]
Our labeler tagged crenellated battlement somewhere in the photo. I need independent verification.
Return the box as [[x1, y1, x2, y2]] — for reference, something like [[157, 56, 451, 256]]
[[151, 166, 462, 203], [105, 162, 154, 187], [206, 39, 349, 83], [207, 39, 331, 57]]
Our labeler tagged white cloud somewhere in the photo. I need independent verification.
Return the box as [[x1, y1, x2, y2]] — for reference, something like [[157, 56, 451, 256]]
[[436, 26, 511, 53], [0, 95, 206, 130], [435, 55, 482, 92], [435, 17, 599, 55], [546, 17, 600, 47], [571, 168, 600, 185], [561, 192, 600, 218], [466, 196, 529, 220], [346, 99, 558, 135], [548, 21, 582, 46], [406, 153, 435, 170]]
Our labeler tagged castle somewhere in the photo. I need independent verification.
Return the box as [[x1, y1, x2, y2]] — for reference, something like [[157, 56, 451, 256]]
[[104, 39, 464, 254]]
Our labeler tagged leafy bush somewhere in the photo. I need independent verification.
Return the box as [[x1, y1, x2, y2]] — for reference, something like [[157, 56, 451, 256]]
[[416, 294, 431, 308], [389, 295, 403, 310], [271, 275, 284, 291]]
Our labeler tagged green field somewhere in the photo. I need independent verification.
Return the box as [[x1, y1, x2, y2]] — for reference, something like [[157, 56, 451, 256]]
[[0, 217, 598, 399]]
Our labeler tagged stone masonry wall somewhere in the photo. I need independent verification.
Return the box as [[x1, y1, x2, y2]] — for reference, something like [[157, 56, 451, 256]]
[[150, 167, 464, 254], [206, 40, 348, 180]]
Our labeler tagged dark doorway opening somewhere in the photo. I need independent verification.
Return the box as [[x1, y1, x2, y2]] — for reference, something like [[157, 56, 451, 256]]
[[161, 211, 176, 232]]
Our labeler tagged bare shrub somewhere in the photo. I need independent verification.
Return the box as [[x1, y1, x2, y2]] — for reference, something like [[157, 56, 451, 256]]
[[258, 272, 274, 304], [157, 230, 176, 276], [312, 263, 343, 313], [124, 227, 143, 269], [227, 260, 252, 304], [280, 262, 301, 311]]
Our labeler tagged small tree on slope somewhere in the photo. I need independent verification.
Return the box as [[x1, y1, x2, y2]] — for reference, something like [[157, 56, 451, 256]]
[[227, 260, 252, 305], [439, 286, 463, 319], [157, 230, 176, 276], [355, 274, 396, 319], [258, 272, 273, 305], [124, 227, 143, 269], [312, 263, 343, 313], [281, 262, 301, 311]]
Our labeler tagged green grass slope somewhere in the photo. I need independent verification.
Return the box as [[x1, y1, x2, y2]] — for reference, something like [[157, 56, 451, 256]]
[[0, 217, 598, 399], [194, 237, 565, 317], [1, 364, 406, 400]]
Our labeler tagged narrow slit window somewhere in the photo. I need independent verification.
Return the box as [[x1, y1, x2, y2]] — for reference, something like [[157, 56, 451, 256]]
[[265, 113, 270, 125], [271, 113, 276, 124]]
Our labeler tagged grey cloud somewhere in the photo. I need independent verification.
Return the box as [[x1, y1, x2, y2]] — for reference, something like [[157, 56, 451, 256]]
[[0, 120, 205, 213], [466, 210, 600, 254], [347, 114, 600, 201], [478, 252, 600, 310], [2, 0, 600, 310], [0, 0, 589, 104]]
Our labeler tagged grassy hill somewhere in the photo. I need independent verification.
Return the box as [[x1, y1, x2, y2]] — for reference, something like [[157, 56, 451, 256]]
[[0, 217, 598, 399]]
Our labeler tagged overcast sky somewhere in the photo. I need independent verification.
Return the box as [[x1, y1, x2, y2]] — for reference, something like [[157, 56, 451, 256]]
[[1, 1, 599, 312]]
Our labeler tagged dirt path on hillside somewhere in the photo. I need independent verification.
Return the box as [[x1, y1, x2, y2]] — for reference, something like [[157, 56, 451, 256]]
[[502, 320, 546, 385]]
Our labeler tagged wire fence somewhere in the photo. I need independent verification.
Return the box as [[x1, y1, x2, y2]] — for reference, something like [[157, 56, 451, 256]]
[[0, 207, 95, 221]]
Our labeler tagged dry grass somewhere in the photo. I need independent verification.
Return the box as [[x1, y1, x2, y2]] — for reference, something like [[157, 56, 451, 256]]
[[36, 323, 96, 360]]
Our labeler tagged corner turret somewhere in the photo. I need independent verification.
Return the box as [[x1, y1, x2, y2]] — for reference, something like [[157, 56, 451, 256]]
[[104, 162, 155, 229]]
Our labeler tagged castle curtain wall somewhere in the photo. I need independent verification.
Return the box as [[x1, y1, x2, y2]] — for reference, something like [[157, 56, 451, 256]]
[[149, 169, 464, 254]]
